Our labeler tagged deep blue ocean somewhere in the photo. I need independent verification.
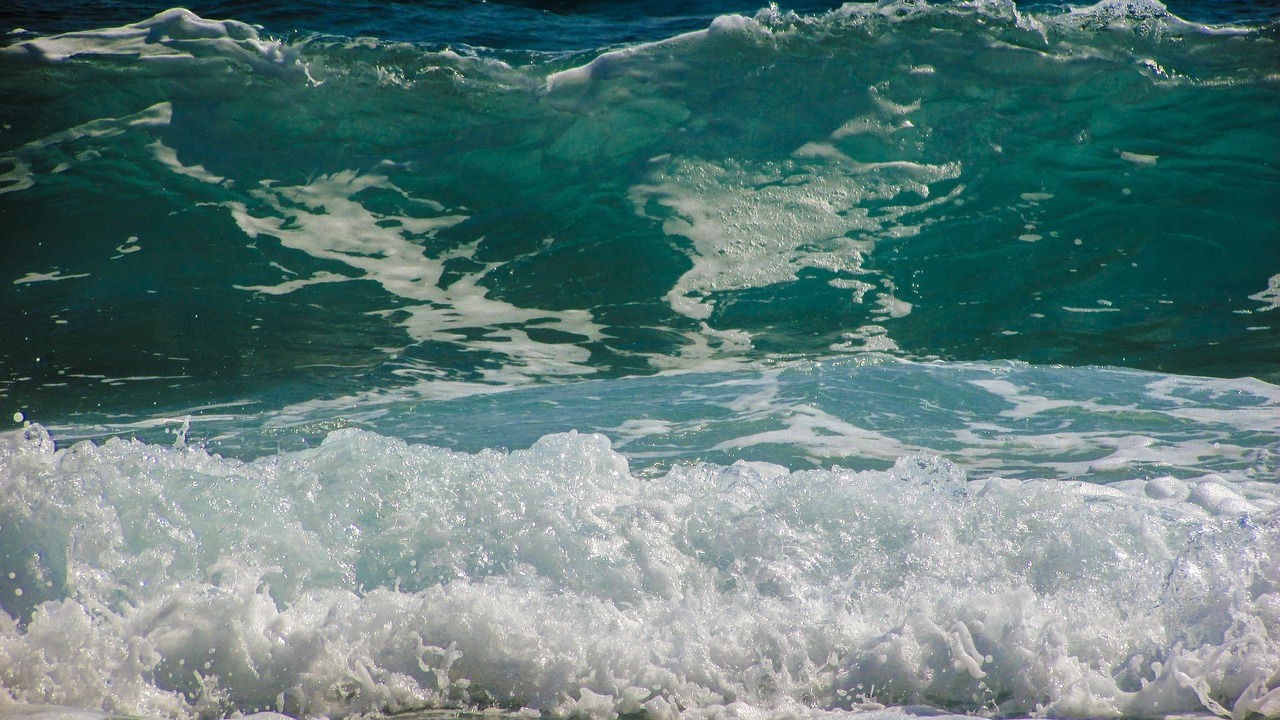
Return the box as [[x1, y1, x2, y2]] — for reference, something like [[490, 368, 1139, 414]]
[[1, 1, 1279, 719]]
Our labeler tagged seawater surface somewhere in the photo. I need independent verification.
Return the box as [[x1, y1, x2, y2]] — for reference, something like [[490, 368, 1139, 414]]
[[1, 1, 1279, 719]]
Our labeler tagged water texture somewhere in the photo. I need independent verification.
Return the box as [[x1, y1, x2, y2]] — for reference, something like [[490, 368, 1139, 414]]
[[1, 1, 1278, 718]]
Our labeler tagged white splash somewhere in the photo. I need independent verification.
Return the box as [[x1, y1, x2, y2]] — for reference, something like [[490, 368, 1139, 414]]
[[1, 424, 1277, 720]]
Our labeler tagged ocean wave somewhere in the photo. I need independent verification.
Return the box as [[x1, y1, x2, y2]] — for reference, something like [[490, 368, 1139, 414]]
[[2, 421, 1278, 719], [2, 3, 1279, 719]]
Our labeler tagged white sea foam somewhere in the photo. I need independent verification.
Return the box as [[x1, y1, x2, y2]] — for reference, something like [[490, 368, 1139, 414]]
[[1119, 150, 1159, 167], [1050, 0, 1250, 36], [147, 140, 225, 185], [0, 423, 1277, 720], [0, 9, 305, 76], [629, 154, 959, 323], [222, 169, 605, 383], [1248, 274, 1280, 313], [12, 271, 90, 285]]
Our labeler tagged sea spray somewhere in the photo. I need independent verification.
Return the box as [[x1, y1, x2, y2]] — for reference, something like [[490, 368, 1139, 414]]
[[3, 422, 1279, 718]]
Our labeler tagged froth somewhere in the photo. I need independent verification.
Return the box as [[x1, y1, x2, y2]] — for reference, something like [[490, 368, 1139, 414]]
[[224, 169, 605, 384], [0, 9, 306, 76], [629, 154, 958, 325], [2, 424, 1278, 719]]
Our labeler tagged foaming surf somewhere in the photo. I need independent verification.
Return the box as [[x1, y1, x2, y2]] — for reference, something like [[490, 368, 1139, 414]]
[[2, 1, 1279, 718], [2, 421, 1279, 719]]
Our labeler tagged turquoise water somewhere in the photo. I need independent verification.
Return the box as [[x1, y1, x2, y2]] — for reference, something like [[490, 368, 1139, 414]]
[[1, 1, 1279, 718]]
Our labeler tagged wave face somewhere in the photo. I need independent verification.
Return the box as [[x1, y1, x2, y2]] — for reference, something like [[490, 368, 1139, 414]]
[[1, 2, 1279, 719], [2, 0, 1279, 419]]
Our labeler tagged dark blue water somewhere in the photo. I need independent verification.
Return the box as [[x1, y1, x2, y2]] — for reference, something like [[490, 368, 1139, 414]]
[[1, 2, 1279, 719]]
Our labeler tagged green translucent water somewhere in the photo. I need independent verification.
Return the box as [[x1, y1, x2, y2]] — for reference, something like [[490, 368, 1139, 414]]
[[2, 0, 1278, 425]]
